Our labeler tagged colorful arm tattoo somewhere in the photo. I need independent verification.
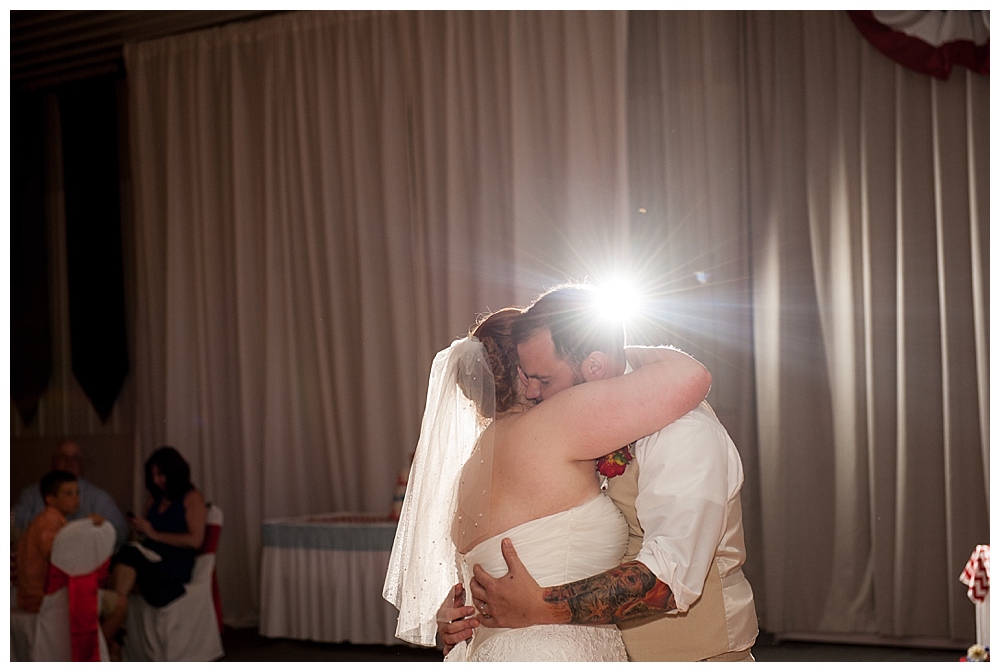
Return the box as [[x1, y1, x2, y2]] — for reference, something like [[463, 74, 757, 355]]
[[541, 561, 676, 625]]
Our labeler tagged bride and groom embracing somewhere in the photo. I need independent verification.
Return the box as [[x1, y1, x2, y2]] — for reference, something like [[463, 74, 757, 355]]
[[383, 285, 757, 661]]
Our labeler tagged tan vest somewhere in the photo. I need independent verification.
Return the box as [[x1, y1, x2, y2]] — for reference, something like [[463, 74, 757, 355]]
[[606, 460, 733, 662]]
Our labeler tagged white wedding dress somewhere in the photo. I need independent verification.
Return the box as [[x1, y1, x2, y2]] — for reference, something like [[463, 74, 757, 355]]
[[445, 494, 629, 662]]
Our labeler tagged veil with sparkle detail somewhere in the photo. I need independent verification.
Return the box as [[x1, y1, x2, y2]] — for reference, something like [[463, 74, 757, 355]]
[[382, 336, 496, 647]]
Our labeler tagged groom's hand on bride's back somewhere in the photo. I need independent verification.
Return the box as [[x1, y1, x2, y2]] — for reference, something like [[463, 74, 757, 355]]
[[437, 583, 479, 654], [471, 538, 567, 629]]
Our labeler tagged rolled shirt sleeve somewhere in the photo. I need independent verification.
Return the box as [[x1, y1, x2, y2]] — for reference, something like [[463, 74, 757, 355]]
[[632, 402, 744, 613]]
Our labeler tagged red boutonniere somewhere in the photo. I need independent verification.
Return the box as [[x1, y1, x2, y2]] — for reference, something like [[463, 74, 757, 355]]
[[596, 443, 635, 479]]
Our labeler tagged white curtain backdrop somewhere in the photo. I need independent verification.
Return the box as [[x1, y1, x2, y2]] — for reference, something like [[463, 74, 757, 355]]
[[624, 8, 762, 614], [746, 11, 989, 644], [124, 9, 628, 627], [123, 9, 988, 646]]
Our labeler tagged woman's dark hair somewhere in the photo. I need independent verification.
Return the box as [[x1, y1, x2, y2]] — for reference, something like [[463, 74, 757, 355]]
[[40, 470, 77, 500], [145, 446, 195, 501]]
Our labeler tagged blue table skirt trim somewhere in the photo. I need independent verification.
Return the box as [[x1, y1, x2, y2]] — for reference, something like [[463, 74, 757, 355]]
[[262, 521, 398, 552]]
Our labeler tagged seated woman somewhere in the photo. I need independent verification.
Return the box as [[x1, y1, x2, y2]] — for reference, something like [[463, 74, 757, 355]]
[[102, 446, 207, 649]]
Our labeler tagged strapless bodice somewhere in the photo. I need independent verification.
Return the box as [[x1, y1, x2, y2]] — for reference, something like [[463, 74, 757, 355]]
[[461, 493, 628, 586], [447, 494, 629, 661]]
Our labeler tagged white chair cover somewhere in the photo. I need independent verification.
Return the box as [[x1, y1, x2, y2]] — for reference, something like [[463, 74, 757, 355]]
[[51, 518, 117, 575], [10, 519, 115, 662], [122, 504, 224, 662]]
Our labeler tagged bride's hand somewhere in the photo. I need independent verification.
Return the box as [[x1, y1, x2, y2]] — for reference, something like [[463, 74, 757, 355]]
[[471, 538, 560, 628], [437, 583, 479, 653]]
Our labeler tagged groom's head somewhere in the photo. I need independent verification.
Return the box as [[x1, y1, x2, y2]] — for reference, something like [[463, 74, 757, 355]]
[[512, 284, 626, 403]]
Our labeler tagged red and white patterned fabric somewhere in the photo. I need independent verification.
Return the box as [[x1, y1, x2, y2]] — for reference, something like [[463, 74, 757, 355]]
[[848, 10, 989, 80], [961, 545, 990, 603]]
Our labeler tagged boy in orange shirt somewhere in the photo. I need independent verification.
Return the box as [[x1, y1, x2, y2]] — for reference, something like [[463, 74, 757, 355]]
[[15, 470, 104, 612]]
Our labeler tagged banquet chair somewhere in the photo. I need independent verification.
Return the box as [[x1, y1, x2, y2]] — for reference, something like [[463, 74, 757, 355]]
[[10, 518, 116, 661], [122, 503, 224, 661]]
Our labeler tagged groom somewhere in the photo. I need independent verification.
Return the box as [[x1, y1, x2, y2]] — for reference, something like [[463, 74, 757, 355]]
[[438, 284, 757, 661]]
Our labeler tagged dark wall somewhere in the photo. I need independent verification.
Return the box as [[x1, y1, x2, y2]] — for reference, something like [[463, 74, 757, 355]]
[[11, 74, 136, 514]]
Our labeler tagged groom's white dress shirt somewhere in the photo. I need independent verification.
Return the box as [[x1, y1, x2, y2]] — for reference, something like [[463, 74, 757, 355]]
[[608, 395, 757, 660]]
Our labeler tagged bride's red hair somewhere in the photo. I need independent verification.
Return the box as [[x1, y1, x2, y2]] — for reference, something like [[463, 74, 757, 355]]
[[470, 307, 524, 415]]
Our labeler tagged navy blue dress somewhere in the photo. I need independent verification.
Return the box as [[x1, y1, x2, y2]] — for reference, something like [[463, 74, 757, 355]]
[[114, 493, 197, 607]]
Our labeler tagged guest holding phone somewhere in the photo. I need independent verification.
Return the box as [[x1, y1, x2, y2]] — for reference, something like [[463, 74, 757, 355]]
[[101, 447, 207, 656]]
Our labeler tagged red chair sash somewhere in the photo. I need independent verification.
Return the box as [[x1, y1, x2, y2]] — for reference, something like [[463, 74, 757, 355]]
[[201, 522, 225, 632], [201, 523, 222, 554], [44, 559, 110, 662]]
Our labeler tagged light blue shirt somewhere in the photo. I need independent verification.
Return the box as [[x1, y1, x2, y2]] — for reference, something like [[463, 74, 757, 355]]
[[13, 477, 129, 552]]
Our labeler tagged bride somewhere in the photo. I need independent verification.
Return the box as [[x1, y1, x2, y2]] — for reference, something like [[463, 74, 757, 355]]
[[383, 305, 710, 661]]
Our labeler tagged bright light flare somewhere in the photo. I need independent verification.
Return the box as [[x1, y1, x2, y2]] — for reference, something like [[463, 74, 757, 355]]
[[593, 279, 641, 324]]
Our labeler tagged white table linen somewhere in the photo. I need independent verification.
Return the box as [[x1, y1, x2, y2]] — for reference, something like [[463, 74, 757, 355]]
[[259, 514, 407, 646]]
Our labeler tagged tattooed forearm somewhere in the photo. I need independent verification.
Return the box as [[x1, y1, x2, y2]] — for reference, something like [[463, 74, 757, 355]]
[[541, 561, 677, 625]]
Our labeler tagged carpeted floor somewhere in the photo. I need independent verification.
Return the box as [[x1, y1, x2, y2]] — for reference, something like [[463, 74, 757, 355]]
[[219, 628, 967, 662]]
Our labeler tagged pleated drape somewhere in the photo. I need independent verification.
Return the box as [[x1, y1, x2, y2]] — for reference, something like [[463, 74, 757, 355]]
[[125, 10, 628, 626], [123, 9, 987, 645], [624, 8, 763, 619], [746, 11, 988, 644]]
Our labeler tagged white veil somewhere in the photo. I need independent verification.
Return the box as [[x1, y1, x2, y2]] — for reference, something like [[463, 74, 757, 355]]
[[382, 337, 495, 647]]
